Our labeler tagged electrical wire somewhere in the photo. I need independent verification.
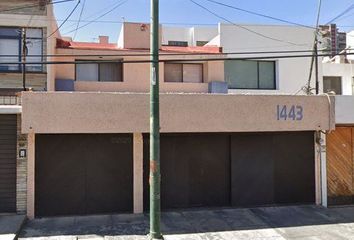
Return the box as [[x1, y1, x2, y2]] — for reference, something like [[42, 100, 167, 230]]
[[62, 0, 129, 35], [326, 3, 354, 24], [0, 48, 336, 58], [47, 0, 81, 39], [60, 0, 130, 32], [304, 0, 322, 95], [189, 0, 307, 47], [73, 0, 86, 40], [0, 0, 74, 13], [1, 51, 353, 65], [201, 0, 315, 29]]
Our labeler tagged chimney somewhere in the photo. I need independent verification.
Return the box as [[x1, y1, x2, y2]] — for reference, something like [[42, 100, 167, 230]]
[[99, 36, 109, 44]]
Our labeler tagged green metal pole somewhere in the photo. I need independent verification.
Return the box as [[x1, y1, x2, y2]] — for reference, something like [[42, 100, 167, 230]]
[[149, 0, 162, 239]]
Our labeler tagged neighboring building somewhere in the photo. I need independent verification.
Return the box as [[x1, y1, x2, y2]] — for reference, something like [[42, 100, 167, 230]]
[[320, 24, 347, 57], [326, 96, 354, 205], [15, 22, 334, 219], [322, 60, 354, 95], [0, 0, 56, 216], [162, 23, 322, 95], [321, 31, 354, 207], [162, 25, 218, 47]]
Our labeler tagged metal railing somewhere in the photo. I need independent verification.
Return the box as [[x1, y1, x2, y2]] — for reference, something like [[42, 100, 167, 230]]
[[0, 93, 21, 105]]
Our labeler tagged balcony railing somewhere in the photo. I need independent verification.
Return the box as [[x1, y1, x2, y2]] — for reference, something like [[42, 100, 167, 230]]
[[0, 90, 21, 105]]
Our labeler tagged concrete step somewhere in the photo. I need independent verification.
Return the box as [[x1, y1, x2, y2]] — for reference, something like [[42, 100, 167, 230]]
[[0, 215, 26, 240]]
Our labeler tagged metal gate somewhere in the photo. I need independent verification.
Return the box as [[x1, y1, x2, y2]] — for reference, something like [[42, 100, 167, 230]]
[[143, 133, 231, 210], [144, 132, 315, 210], [35, 134, 133, 217], [0, 114, 17, 213], [231, 132, 315, 207]]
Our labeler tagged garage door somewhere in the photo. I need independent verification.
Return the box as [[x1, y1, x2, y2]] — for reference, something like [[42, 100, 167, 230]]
[[327, 127, 354, 205], [36, 134, 133, 217], [144, 132, 315, 210], [0, 114, 17, 213], [144, 133, 230, 210], [231, 132, 315, 207]]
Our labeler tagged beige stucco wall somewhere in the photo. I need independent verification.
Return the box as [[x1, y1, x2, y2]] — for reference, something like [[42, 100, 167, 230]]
[[54, 48, 225, 93], [117, 22, 162, 49], [22, 92, 335, 134]]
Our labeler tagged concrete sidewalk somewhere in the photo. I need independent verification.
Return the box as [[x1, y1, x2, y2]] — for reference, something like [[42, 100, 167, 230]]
[[19, 206, 354, 240], [0, 215, 26, 240]]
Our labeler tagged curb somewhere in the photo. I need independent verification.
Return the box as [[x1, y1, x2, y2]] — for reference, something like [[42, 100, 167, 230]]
[[13, 216, 27, 240]]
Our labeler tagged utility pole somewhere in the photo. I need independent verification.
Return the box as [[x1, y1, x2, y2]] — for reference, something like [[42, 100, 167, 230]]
[[315, 35, 319, 95], [315, 0, 322, 95], [149, 0, 162, 239], [22, 28, 27, 91]]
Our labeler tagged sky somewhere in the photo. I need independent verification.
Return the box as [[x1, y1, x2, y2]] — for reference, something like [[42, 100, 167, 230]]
[[53, 0, 354, 42]]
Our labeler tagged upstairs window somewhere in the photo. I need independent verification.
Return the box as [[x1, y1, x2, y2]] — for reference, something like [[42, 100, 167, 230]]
[[168, 41, 188, 47], [225, 60, 276, 90], [76, 62, 123, 82], [165, 63, 203, 83], [0, 27, 43, 72], [196, 41, 209, 46], [323, 76, 342, 95]]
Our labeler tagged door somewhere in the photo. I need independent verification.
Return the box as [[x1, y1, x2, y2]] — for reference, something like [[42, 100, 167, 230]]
[[143, 133, 231, 210], [0, 114, 17, 213], [144, 132, 315, 210], [231, 132, 315, 207], [327, 127, 354, 205], [35, 134, 133, 217]]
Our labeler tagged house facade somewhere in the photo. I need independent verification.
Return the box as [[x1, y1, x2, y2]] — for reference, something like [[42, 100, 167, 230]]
[[0, 0, 56, 215], [15, 22, 334, 218], [0, 14, 338, 218]]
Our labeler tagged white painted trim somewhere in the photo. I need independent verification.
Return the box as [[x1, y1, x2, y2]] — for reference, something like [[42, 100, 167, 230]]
[[320, 132, 328, 207], [0, 106, 22, 114], [315, 132, 321, 205], [133, 133, 144, 214], [27, 132, 35, 219]]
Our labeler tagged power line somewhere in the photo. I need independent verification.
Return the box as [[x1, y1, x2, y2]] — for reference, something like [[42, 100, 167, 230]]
[[73, 0, 86, 40], [1, 51, 352, 65], [189, 0, 307, 46], [0, 48, 336, 58], [62, 0, 129, 35], [0, 0, 74, 13], [60, 0, 130, 31], [326, 3, 354, 24], [306, 0, 322, 95], [201, 0, 315, 29], [47, 0, 81, 39]]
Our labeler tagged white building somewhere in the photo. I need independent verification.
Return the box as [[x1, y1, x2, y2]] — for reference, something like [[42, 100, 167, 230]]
[[162, 23, 321, 95]]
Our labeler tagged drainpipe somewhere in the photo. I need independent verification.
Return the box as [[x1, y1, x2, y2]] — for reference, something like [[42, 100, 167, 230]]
[[316, 131, 328, 207]]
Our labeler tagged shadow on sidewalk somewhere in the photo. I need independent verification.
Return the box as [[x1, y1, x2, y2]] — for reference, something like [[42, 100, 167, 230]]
[[19, 205, 354, 238]]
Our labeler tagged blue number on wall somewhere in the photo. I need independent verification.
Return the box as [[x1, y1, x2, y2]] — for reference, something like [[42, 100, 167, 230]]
[[288, 106, 296, 120], [296, 106, 303, 120], [277, 105, 303, 121]]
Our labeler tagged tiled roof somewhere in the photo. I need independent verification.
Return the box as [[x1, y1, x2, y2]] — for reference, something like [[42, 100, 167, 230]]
[[56, 39, 223, 54]]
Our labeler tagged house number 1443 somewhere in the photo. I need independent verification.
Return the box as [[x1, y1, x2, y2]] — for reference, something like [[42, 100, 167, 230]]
[[276, 105, 303, 121]]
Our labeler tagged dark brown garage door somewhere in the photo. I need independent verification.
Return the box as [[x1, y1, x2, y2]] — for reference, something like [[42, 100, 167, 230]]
[[144, 133, 231, 210], [144, 132, 315, 210], [36, 134, 133, 217], [0, 114, 17, 213], [231, 132, 315, 207]]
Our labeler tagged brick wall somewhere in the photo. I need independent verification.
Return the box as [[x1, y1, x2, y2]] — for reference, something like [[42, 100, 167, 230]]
[[16, 115, 27, 213]]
